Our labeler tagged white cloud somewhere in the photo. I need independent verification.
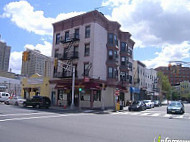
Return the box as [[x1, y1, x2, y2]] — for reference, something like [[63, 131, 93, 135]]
[[142, 41, 190, 68], [1, 1, 84, 36], [103, 0, 190, 47], [9, 51, 22, 74], [24, 41, 52, 57]]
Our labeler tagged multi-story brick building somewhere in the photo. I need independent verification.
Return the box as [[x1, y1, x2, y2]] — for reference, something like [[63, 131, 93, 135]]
[[0, 41, 11, 72], [155, 65, 190, 86], [50, 10, 135, 109]]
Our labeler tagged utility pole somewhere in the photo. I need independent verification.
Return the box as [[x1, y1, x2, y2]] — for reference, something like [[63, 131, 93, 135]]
[[71, 66, 75, 109]]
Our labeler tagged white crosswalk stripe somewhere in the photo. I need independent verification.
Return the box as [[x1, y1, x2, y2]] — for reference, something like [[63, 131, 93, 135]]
[[110, 111, 190, 120]]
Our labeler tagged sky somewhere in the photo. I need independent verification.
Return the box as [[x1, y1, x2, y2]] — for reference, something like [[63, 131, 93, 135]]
[[0, 0, 190, 74]]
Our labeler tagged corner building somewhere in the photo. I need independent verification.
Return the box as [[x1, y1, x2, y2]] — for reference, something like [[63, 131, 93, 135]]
[[50, 10, 135, 109]]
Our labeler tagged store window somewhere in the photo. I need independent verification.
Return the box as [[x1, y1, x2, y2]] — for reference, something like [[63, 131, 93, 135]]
[[93, 90, 101, 101]]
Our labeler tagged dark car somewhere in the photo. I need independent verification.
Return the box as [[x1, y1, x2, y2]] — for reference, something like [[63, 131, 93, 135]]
[[167, 101, 185, 114], [128, 101, 146, 111], [23, 96, 51, 109], [154, 100, 161, 107]]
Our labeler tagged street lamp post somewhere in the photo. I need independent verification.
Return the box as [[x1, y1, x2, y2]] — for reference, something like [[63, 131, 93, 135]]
[[70, 66, 75, 109]]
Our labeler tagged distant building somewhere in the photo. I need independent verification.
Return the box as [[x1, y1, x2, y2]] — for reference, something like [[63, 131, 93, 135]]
[[155, 65, 190, 86], [21, 49, 52, 77], [0, 41, 11, 72], [50, 10, 135, 108], [133, 60, 159, 100]]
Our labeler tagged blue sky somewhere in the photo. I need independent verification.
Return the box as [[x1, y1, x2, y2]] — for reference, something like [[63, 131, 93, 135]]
[[0, 0, 190, 74]]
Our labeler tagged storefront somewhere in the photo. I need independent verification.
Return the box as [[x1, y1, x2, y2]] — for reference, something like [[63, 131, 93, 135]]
[[21, 73, 50, 99], [50, 78, 122, 109], [130, 87, 140, 101]]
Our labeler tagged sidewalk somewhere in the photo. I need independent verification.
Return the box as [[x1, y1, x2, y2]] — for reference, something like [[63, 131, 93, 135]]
[[50, 105, 129, 113]]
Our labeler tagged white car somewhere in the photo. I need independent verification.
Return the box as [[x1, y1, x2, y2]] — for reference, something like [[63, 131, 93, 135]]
[[7, 96, 26, 106], [143, 100, 154, 108], [0, 92, 11, 102]]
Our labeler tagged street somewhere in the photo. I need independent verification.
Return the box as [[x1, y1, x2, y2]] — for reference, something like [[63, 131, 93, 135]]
[[0, 103, 190, 142]]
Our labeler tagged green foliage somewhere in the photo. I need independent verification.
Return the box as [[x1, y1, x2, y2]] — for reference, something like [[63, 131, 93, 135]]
[[157, 71, 171, 96]]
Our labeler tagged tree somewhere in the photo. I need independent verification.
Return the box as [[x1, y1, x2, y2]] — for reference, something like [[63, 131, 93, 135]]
[[157, 72, 171, 99]]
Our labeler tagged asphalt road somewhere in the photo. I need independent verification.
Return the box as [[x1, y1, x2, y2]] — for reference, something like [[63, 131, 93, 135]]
[[0, 103, 190, 142]]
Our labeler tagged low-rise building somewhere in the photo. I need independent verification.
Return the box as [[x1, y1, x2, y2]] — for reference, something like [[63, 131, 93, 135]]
[[21, 73, 50, 100]]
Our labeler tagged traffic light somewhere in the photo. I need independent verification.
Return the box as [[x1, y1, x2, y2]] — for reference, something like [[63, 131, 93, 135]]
[[22, 51, 29, 62], [79, 88, 82, 92]]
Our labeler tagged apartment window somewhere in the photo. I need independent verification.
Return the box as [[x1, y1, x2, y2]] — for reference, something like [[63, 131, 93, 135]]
[[121, 57, 126, 66], [128, 48, 132, 56], [56, 33, 60, 44], [121, 42, 126, 52], [108, 67, 118, 78], [114, 35, 118, 46], [108, 67, 113, 78], [54, 49, 59, 58], [108, 33, 114, 44], [108, 50, 113, 59], [93, 90, 101, 101], [84, 63, 90, 76], [74, 28, 79, 39], [114, 51, 118, 59], [85, 25, 90, 38], [128, 62, 132, 70], [73, 46, 79, 58], [120, 72, 127, 81], [84, 43, 90, 56], [65, 31, 69, 42]]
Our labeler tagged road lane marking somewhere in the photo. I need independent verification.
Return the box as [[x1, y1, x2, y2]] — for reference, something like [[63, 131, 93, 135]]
[[174, 115, 184, 119], [0, 113, 92, 122], [0, 112, 54, 117], [163, 114, 172, 118], [150, 113, 160, 117], [140, 113, 151, 116]]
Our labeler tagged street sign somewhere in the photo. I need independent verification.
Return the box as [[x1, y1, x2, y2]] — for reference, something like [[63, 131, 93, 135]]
[[84, 77, 90, 82], [115, 90, 120, 96]]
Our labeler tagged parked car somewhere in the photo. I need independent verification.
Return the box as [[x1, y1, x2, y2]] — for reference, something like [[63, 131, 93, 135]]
[[143, 100, 154, 109], [128, 101, 146, 111], [161, 100, 169, 105], [0, 92, 11, 102], [23, 96, 51, 109], [6, 96, 26, 106], [167, 101, 185, 114], [154, 100, 161, 107]]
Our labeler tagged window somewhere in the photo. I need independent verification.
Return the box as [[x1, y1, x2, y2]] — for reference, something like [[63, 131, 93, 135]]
[[108, 67, 118, 78], [93, 90, 101, 101], [128, 62, 132, 70], [56, 33, 60, 44], [108, 67, 113, 78], [108, 50, 113, 59], [65, 31, 69, 42], [73, 46, 78, 58], [128, 48, 132, 56], [74, 28, 79, 39], [84, 63, 90, 76], [114, 35, 118, 46], [121, 57, 126, 66], [114, 51, 118, 59], [84, 43, 90, 56], [85, 25, 90, 38], [54, 49, 59, 58], [121, 42, 126, 52], [120, 72, 127, 81], [108, 33, 114, 44]]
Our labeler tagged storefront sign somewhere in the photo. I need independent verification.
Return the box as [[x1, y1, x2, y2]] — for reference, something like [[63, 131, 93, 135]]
[[27, 78, 43, 84]]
